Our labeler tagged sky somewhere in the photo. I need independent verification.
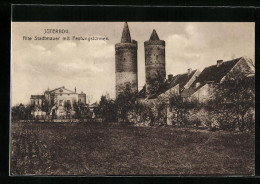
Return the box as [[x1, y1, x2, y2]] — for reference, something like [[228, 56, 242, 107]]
[[11, 22, 255, 106]]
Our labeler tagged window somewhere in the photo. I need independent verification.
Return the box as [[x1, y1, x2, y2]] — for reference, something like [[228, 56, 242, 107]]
[[59, 100, 63, 106], [156, 55, 158, 60], [67, 100, 71, 105], [123, 58, 126, 61]]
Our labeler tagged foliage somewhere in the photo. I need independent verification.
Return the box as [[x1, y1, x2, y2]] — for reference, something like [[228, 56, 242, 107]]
[[168, 95, 198, 127], [211, 72, 255, 131], [64, 101, 72, 118], [146, 69, 166, 95], [115, 88, 136, 123], [41, 99, 53, 115], [94, 95, 117, 122], [73, 102, 81, 119], [73, 102, 92, 119], [11, 103, 35, 121]]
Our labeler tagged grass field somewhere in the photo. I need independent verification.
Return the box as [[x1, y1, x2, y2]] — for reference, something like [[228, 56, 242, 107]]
[[10, 121, 254, 176]]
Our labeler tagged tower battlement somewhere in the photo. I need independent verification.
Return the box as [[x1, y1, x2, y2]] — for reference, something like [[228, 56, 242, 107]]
[[144, 40, 165, 47]]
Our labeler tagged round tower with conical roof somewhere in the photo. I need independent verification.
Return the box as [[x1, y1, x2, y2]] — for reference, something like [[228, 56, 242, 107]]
[[115, 22, 138, 98], [144, 29, 166, 95]]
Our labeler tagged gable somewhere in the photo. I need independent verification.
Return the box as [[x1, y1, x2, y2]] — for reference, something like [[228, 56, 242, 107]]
[[169, 70, 197, 89], [49, 86, 76, 94]]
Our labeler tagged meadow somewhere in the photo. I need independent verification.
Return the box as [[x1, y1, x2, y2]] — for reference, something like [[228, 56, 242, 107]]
[[10, 121, 254, 175]]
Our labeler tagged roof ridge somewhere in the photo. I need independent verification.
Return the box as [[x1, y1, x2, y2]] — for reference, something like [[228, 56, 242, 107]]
[[49, 86, 65, 92], [49, 86, 76, 94]]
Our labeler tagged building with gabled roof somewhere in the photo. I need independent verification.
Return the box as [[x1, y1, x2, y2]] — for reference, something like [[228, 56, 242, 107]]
[[140, 68, 200, 100], [187, 57, 255, 103], [30, 86, 86, 118]]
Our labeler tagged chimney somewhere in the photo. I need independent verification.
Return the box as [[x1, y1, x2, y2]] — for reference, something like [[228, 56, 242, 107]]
[[187, 68, 192, 75], [217, 60, 223, 67], [168, 74, 173, 81]]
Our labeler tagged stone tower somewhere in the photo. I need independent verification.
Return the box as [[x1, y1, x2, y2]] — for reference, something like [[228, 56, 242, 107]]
[[115, 22, 138, 98], [144, 29, 166, 95]]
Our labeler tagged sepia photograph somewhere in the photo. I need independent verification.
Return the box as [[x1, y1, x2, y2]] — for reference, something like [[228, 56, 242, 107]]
[[10, 21, 255, 175]]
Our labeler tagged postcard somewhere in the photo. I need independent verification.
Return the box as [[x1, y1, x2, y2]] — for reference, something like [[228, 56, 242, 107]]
[[10, 21, 255, 175]]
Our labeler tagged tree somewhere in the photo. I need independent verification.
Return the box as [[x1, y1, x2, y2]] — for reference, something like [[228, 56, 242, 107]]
[[115, 88, 136, 123], [64, 101, 72, 119], [146, 69, 166, 95], [168, 93, 200, 127], [41, 99, 52, 116], [11, 103, 35, 121], [213, 72, 255, 131], [169, 95, 187, 127], [72, 102, 91, 119], [25, 104, 35, 120], [95, 95, 117, 122], [11, 104, 25, 121], [73, 101, 81, 119]]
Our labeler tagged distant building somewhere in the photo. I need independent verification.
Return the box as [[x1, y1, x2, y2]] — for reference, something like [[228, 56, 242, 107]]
[[30, 86, 86, 118], [30, 95, 46, 118], [187, 57, 255, 103]]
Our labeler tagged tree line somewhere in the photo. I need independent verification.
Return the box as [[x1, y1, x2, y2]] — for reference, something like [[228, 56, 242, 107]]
[[12, 71, 255, 132]]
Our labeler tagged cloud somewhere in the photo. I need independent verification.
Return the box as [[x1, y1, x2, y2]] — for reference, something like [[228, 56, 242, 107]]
[[165, 23, 254, 76], [12, 39, 115, 106], [30, 44, 47, 51], [11, 22, 254, 106]]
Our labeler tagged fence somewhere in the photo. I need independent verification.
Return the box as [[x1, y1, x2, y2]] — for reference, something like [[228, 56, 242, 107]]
[[15, 118, 104, 123]]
